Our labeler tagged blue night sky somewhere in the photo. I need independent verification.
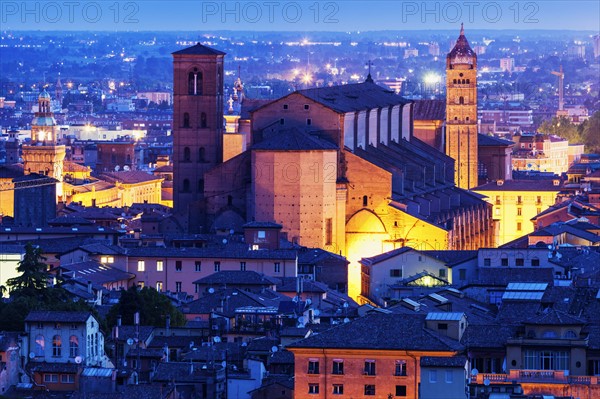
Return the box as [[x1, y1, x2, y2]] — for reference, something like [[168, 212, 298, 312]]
[[1, 1, 599, 32]]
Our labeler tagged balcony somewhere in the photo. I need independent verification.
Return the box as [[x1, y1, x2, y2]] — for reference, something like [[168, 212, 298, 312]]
[[472, 370, 600, 385]]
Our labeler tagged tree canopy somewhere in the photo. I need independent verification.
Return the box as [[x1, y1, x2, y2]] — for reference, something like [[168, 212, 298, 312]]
[[106, 286, 186, 329]]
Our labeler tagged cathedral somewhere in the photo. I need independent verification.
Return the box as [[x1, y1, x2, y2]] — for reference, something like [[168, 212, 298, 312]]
[[172, 26, 493, 301]]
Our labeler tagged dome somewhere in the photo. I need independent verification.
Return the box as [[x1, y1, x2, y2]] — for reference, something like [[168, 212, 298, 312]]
[[32, 116, 57, 127], [39, 89, 51, 100]]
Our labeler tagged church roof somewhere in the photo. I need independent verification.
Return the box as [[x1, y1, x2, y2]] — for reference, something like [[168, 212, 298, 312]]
[[295, 81, 410, 114], [447, 23, 476, 62], [413, 99, 445, 120], [252, 128, 338, 151], [478, 134, 514, 147], [172, 43, 226, 56], [39, 89, 51, 99]]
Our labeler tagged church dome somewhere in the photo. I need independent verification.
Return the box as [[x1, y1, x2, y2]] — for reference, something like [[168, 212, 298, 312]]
[[32, 116, 57, 126], [39, 89, 51, 100]]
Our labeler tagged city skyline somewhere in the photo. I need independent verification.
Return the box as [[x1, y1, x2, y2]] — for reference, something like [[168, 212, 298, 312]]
[[1, 1, 599, 32]]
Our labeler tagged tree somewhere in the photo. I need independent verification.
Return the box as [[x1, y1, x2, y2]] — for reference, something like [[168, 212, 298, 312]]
[[537, 116, 581, 143], [6, 243, 48, 296], [106, 286, 186, 328], [581, 111, 600, 153]]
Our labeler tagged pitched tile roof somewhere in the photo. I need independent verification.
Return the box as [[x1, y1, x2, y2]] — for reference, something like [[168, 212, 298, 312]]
[[252, 128, 338, 151], [420, 355, 467, 367], [171, 43, 226, 56], [193, 271, 277, 286], [478, 134, 514, 147], [25, 310, 91, 323], [413, 99, 445, 120], [474, 179, 562, 192], [288, 313, 462, 351]]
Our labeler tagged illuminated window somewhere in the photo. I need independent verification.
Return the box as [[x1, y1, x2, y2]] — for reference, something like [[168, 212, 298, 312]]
[[137, 260, 145, 272], [257, 230, 266, 239], [100, 256, 114, 264], [156, 281, 163, 292], [52, 335, 62, 357], [156, 261, 163, 271]]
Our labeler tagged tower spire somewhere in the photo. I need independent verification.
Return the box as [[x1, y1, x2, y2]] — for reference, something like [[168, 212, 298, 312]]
[[460, 22, 464, 36], [365, 60, 374, 83]]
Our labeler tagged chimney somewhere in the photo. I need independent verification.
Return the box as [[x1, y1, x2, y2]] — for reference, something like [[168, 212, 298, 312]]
[[87, 281, 92, 294]]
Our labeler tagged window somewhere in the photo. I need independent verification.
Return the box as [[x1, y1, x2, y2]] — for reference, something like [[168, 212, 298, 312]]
[[100, 256, 114, 264], [308, 360, 320, 374], [484, 258, 491, 266], [429, 370, 437, 383], [536, 195, 542, 204], [363, 195, 368, 207], [156, 261, 163, 272], [240, 262, 246, 271], [517, 208, 522, 216], [501, 258, 509, 266], [332, 384, 343, 394], [564, 330, 577, 339], [306, 118, 312, 126], [516, 258, 524, 266], [332, 360, 344, 375], [183, 146, 191, 162], [283, 104, 288, 110], [390, 269, 402, 278], [175, 282, 182, 293], [195, 261, 202, 272], [44, 374, 59, 383], [52, 335, 62, 357], [396, 385, 407, 396], [517, 222, 522, 231], [214, 262, 220, 272], [137, 260, 145, 272], [445, 370, 453, 383], [439, 269, 446, 278], [274, 262, 281, 273], [459, 269, 466, 280], [364, 384, 376, 395], [308, 384, 319, 394], [35, 335, 45, 356], [61, 374, 75, 384], [156, 281, 163, 292], [198, 147, 206, 162], [183, 113, 190, 128], [531, 258, 540, 266], [325, 218, 332, 245], [200, 112, 207, 128], [517, 195, 522, 204], [438, 323, 448, 331], [175, 261, 182, 272], [280, 118, 285, 125], [395, 360, 407, 376], [188, 70, 203, 95], [69, 336, 78, 357], [257, 230, 266, 239], [198, 179, 204, 193], [364, 360, 376, 375], [304, 104, 310, 110], [182, 179, 190, 192]]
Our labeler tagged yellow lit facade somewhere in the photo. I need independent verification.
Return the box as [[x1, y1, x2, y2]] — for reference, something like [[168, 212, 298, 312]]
[[473, 180, 560, 246]]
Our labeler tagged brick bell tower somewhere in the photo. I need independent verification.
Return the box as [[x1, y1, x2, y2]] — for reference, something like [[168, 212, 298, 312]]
[[446, 23, 478, 189], [172, 43, 225, 230]]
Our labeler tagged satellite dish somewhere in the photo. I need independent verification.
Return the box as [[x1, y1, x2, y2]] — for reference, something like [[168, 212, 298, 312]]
[[306, 298, 312, 305], [74, 356, 83, 364], [29, 352, 36, 359], [123, 165, 130, 171], [241, 342, 247, 347], [114, 165, 120, 172], [471, 368, 479, 376], [547, 245, 553, 250], [292, 296, 299, 303], [120, 224, 127, 229], [343, 317, 350, 323], [221, 360, 226, 368], [484, 378, 490, 386], [208, 287, 215, 294], [189, 341, 195, 348], [298, 316, 306, 324], [222, 239, 228, 244], [343, 302, 349, 308], [271, 346, 278, 353], [314, 309, 320, 316], [213, 336, 221, 343], [229, 229, 234, 235], [126, 338, 134, 346]]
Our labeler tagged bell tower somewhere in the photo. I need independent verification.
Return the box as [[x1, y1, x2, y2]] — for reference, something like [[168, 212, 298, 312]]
[[22, 90, 66, 197], [446, 23, 478, 189], [172, 43, 225, 224]]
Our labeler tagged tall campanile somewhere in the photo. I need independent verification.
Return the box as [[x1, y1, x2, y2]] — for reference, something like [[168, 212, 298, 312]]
[[446, 24, 478, 189], [172, 44, 225, 227]]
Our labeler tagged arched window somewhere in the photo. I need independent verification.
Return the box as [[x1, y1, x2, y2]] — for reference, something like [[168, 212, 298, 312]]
[[183, 112, 190, 128], [462, 79, 466, 84], [459, 96, 464, 105], [200, 112, 207, 128], [52, 335, 62, 357], [227, 195, 233, 205], [198, 147, 205, 163], [466, 79, 470, 84], [362, 195, 368, 207], [196, 72, 203, 95], [188, 72, 195, 95], [69, 336, 79, 357], [466, 117, 470, 121], [35, 335, 45, 356], [453, 79, 457, 84], [188, 69, 203, 95], [542, 330, 557, 338], [94, 333, 98, 357], [198, 179, 204, 193], [126, 154, 131, 163], [183, 179, 190, 192], [183, 147, 191, 162]]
